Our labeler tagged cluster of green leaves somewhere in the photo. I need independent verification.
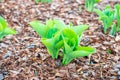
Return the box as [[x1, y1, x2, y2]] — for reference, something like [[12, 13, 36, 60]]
[[85, 0, 101, 12], [95, 4, 120, 36], [115, 4, 120, 31], [30, 19, 95, 65], [35, 0, 52, 3], [0, 16, 16, 40], [95, 6, 114, 34]]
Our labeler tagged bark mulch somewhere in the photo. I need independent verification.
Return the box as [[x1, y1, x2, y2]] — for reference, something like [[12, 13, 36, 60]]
[[0, 0, 120, 80]]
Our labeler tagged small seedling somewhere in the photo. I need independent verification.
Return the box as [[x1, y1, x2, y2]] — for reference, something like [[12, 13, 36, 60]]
[[114, 4, 120, 31], [107, 49, 112, 54], [0, 16, 16, 40], [30, 19, 95, 65], [85, 0, 101, 12], [95, 4, 120, 36], [95, 6, 114, 34]]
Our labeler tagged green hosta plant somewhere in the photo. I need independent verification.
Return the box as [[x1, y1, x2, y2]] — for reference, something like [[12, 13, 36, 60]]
[[35, 0, 52, 3], [0, 16, 16, 40], [95, 6, 115, 34], [114, 4, 120, 31], [85, 0, 101, 12], [30, 19, 95, 65], [95, 4, 120, 36]]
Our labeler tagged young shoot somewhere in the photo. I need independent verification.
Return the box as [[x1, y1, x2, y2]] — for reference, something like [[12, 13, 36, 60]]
[[30, 19, 96, 65]]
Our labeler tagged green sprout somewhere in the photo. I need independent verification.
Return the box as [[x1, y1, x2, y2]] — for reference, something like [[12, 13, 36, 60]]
[[0, 16, 16, 40], [95, 6, 114, 33], [95, 4, 120, 36], [85, 0, 101, 12], [30, 19, 96, 65], [114, 4, 120, 31]]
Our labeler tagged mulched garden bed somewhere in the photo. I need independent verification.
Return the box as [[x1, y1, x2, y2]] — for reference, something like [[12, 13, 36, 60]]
[[0, 0, 120, 80]]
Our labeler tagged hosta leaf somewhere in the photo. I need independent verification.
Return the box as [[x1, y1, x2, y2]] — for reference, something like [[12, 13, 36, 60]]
[[0, 16, 16, 40], [62, 46, 96, 65], [41, 33, 62, 58], [55, 40, 64, 49], [0, 16, 7, 30], [45, 19, 66, 38], [30, 20, 66, 38], [46, 19, 54, 28], [41, 38, 57, 58], [63, 41, 72, 54], [46, 28, 58, 38], [4, 28, 16, 35], [75, 46, 96, 54], [95, 9, 103, 16], [30, 20, 48, 38], [0, 28, 16, 40], [52, 19, 66, 29], [0, 16, 7, 28], [115, 4, 120, 19], [72, 25, 88, 36], [0, 23, 3, 32], [62, 28, 76, 38], [62, 41, 72, 65], [46, 19, 65, 29], [62, 28, 78, 47]]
